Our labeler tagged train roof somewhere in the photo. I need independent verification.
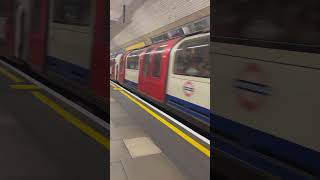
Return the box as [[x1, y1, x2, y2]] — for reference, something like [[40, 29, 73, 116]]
[[124, 31, 210, 53]]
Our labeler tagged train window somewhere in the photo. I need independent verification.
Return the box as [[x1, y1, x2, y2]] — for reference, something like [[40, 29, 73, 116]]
[[152, 47, 164, 78], [143, 48, 152, 77], [173, 36, 210, 78], [213, 0, 320, 48], [0, 1, 6, 43], [0, 0, 5, 41], [0, 1, 5, 17], [32, 0, 41, 31], [126, 50, 142, 70], [53, 0, 91, 26], [151, 34, 170, 44], [169, 28, 185, 38]]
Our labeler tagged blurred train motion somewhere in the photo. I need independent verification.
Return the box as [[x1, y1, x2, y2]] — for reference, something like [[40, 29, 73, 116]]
[[111, 32, 210, 135], [212, 0, 320, 179], [0, 0, 107, 117]]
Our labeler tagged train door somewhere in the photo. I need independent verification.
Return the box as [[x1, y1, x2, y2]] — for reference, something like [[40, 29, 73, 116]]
[[148, 45, 168, 101], [114, 53, 122, 82], [139, 43, 171, 102], [110, 59, 115, 79], [118, 54, 126, 84], [28, 0, 48, 73], [138, 48, 152, 94], [115, 64, 119, 81]]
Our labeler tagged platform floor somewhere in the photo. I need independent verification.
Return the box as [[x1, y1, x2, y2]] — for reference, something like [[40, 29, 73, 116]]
[[110, 82, 210, 180], [0, 60, 108, 179]]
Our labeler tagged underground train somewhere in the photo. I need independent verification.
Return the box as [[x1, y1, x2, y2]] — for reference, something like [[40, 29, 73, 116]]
[[0, 0, 107, 116], [212, 0, 320, 179], [111, 32, 210, 134]]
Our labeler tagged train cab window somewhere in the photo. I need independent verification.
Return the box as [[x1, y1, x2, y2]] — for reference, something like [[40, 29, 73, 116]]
[[53, 0, 91, 26], [173, 36, 210, 78], [143, 48, 152, 77], [152, 47, 164, 78], [126, 50, 142, 70]]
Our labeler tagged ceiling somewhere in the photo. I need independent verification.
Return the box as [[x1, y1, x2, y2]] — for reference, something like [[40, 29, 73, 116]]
[[110, 0, 133, 22], [110, 0, 210, 50], [110, 0, 145, 39]]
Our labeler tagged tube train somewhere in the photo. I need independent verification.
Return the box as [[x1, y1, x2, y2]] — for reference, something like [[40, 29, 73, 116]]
[[111, 32, 210, 134], [212, 0, 320, 179], [0, 0, 107, 116]]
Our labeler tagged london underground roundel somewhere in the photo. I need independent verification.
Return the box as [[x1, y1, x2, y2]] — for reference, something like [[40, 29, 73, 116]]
[[233, 63, 272, 111], [183, 81, 194, 97]]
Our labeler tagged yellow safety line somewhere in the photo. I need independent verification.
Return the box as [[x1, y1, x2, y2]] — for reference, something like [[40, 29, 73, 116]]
[[11, 84, 39, 90], [113, 87, 122, 91], [0, 66, 24, 83], [110, 83, 116, 88], [112, 83, 210, 157], [32, 91, 109, 150]]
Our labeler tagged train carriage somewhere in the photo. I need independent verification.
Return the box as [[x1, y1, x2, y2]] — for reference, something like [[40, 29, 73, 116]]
[[0, 0, 108, 116], [118, 51, 129, 85], [166, 33, 210, 124], [110, 56, 115, 79], [138, 38, 181, 102], [110, 53, 122, 81], [124, 49, 142, 90], [114, 53, 122, 81], [212, 0, 320, 178], [0, 1, 23, 60], [115, 32, 210, 134]]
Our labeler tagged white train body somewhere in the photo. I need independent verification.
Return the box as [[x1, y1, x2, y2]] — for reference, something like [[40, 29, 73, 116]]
[[212, 42, 320, 178], [166, 33, 210, 123]]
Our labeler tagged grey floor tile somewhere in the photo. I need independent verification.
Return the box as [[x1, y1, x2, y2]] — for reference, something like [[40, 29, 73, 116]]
[[124, 137, 161, 158], [111, 126, 147, 140], [110, 162, 128, 180], [122, 154, 187, 180], [110, 103, 130, 119], [111, 140, 131, 162], [111, 116, 138, 128], [110, 97, 116, 103]]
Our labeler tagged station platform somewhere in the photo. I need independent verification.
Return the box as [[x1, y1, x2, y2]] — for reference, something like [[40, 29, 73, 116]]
[[110, 82, 210, 180], [0, 60, 108, 179]]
